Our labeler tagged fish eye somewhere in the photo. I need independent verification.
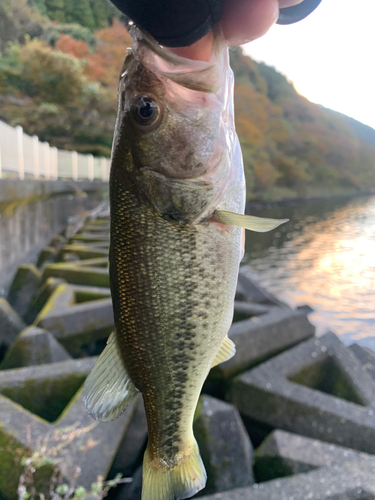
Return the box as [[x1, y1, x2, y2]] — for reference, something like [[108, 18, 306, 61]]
[[132, 96, 161, 129]]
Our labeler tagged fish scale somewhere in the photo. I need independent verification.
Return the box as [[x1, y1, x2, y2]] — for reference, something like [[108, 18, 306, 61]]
[[110, 174, 241, 464]]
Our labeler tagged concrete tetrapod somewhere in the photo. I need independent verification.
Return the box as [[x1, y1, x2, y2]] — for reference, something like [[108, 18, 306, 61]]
[[0, 326, 71, 369], [199, 459, 375, 499], [254, 429, 375, 481], [229, 332, 375, 453], [350, 343, 375, 381], [236, 267, 287, 307], [42, 259, 110, 288], [0, 298, 26, 350], [194, 395, 254, 494], [209, 305, 315, 380], [24, 277, 66, 324], [0, 358, 136, 500], [58, 245, 109, 261], [36, 247, 57, 267], [70, 233, 110, 244], [7, 264, 42, 318], [106, 398, 148, 500], [34, 284, 113, 355]]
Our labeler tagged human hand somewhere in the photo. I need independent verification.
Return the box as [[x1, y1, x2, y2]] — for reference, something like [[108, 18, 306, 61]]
[[170, 0, 303, 61]]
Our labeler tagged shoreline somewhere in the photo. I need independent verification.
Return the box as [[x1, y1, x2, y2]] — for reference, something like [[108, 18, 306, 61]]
[[245, 190, 375, 213]]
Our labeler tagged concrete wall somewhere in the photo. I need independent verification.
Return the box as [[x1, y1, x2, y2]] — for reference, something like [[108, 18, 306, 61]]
[[0, 179, 108, 295]]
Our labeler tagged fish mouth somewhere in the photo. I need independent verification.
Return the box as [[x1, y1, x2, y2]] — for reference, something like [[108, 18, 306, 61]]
[[129, 25, 225, 94]]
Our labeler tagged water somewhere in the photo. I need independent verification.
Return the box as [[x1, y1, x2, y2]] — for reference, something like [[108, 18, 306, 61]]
[[243, 195, 375, 349]]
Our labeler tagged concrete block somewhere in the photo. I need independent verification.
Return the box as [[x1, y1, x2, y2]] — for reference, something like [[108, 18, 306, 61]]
[[42, 259, 109, 287], [194, 395, 254, 495], [77, 226, 109, 234], [232, 301, 273, 322], [70, 233, 109, 244], [83, 223, 110, 232], [64, 214, 87, 240], [210, 307, 315, 380], [0, 357, 95, 422], [58, 245, 108, 261], [296, 304, 314, 315], [0, 298, 26, 351], [119, 466, 142, 500], [254, 429, 373, 482], [87, 212, 110, 221], [75, 229, 109, 237], [24, 277, 66, 324], [350, 343, 375, 380], [7, 264, 42, 318], [236, 267, 287, 307], [84, 241, 110, 249], [0, 179, 106, 204], [0, 326, 71, 369], [84, 217, 110, 224], [36, 246, 57, 267], [49, 234, 67, 251], [198, 460, 375, 499], [0, 183, 107, 295], [229, 332, 375, 454], [108, 397, 147, 478], [35, 283, 113, 355], [61, 252, 81, 262], [0, 358, 136, 499]]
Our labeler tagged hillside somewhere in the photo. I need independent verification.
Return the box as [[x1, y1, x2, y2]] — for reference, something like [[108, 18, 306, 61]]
[[229, 49, 375, 200], [1, 0, 375, 201], [341, 114, 375, 149]]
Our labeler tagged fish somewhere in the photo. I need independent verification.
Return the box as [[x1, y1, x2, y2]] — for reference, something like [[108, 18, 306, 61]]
[[82, 25, 287, 500]]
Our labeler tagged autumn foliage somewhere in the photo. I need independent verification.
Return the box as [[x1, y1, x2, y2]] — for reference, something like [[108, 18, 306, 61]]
[[0, 0, 374, 200], [55, 19, 131, 88], [229, 49, 375, 199]]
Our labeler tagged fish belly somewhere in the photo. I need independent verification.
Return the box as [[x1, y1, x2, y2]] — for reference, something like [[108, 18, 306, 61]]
[[110, 176, 242, 463]]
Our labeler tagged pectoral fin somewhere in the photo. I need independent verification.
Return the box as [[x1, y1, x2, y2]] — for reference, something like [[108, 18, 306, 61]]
[[211, 336, 236, 368], [82, 331, 138, 422], [215, 210, 288, 233]]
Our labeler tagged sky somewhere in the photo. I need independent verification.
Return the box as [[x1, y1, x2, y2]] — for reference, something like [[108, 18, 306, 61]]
[[243, 0, 375, 130]]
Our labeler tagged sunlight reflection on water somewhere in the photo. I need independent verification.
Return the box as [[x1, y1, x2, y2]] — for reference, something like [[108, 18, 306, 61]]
[[243, 195, 375, 349]]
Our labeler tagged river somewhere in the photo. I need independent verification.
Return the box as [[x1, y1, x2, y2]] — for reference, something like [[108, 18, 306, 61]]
[[243, 195, 375, 349]]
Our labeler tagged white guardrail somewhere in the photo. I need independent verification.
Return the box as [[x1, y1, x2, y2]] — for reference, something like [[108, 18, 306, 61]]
[[0, 120, 110, 181]]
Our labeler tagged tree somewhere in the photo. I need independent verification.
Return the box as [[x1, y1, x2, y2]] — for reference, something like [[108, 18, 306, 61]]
[[90, 0, 109, 29], [55, 35, 91, 59], [74, 0, 95, 30], [33, 0, 47, 16], [18, 39, 85, 104], [0, 0, 45, 52], [44, 0, 66, 23]]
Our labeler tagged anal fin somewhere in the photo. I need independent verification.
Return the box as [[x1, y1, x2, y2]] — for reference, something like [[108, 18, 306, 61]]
[[82, 331, 138, 422], [211, 336, 236, 368]]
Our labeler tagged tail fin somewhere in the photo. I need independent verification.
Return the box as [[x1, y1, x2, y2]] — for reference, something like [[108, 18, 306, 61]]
[[142, 438, 206, 500]]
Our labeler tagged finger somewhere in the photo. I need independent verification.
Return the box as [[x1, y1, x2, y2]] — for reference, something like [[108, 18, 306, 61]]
[[168, 31, 214, 62], [169, 0, 304, 61], [221, 0, 279, 45], [279, 0, 304, 7]]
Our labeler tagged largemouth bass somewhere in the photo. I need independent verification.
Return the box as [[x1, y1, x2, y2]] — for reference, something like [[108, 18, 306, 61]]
[[83, 25, 286, 500]]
